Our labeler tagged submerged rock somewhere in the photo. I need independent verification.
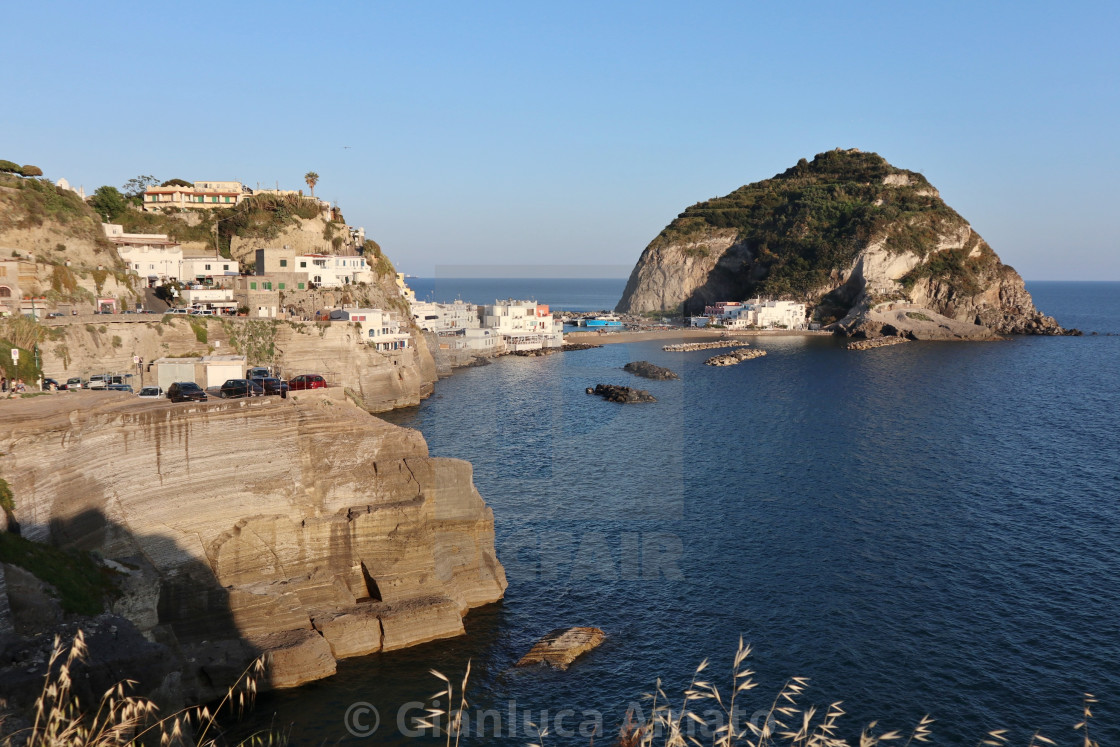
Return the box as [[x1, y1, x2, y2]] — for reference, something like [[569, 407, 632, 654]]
[[516, 627, 606, 670], [588, 384, 657, 403], [623, 361, 679, 380]]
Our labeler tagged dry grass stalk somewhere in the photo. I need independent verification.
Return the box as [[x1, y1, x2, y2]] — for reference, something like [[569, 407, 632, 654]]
[[5, 630, 278, 747]]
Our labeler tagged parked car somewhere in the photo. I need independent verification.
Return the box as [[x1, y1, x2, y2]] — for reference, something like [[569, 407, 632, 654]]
[[288, 374, 327, 390], [42, 378, 61, 390], [219, 378, 263, 399], [86, 375, 109, 390], [251, 376, 289, 396], [61, 377, 84, 390], [247, 366, 271, 379], [137, 386, 164, 399], [107, 383, 134, 393], [167, 381, 207, 402]]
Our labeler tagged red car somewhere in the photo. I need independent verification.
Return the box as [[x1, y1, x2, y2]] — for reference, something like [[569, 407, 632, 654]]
[[288, 374, 327, 390]]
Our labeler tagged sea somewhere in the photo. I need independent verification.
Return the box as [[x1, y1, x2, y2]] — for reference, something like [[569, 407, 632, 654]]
[[241, 281, 1120, 745]]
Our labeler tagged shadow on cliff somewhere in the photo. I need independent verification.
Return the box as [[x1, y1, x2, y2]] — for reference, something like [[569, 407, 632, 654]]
[[3, 507, 262, 711], [680, 244, 764, 314]]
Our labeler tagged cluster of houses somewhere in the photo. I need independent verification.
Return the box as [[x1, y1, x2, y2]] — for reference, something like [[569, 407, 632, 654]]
[[691, 299, 809, 330], [411, 297, 564, 354]]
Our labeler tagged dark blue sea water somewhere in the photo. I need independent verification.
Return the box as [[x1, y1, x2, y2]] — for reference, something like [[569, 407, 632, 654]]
[[406, 277, 626, 313], [246, 281, 1120, 745]]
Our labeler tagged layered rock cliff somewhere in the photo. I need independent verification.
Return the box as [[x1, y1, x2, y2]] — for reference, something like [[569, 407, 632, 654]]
[[616, 149, 1067, 336], [0, 391, 506, 697]]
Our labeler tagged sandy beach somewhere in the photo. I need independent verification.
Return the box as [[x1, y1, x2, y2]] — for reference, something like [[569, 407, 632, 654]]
[[564, 327, 832, 345]]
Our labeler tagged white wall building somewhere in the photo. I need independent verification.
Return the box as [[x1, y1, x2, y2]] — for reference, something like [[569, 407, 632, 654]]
[[301, 254, 372, 287], [412, 300, 479, 333], [482, 299, 563, 350], [181, 287, 236, 312], [704, 299, 807, 329], [180, 256, 240, 282], [332, 308, 411, 351]]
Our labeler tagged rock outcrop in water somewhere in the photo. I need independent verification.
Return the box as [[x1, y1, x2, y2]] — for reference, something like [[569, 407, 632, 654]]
[[0, 391, 506, 702], [616, 149, 1069, 337], [587, 384, 656, 403], [623, 361, 679, 380]]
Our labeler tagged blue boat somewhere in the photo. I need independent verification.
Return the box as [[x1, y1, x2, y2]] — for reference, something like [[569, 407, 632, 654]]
[[583, 315, 624, 328]]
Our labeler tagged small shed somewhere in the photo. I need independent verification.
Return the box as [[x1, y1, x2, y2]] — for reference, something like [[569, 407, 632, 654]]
[[154, 357, 201, 391], [200, 355, 246, 388]]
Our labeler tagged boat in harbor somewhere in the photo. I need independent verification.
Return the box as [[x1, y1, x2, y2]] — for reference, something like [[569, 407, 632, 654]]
[[581, 314, 624, 328]]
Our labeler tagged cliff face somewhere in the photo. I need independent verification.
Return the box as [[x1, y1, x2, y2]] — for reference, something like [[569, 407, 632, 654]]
[[38, 316, 437, 412], [616, 149, 1066, 336], [0, 391, 506, 694]]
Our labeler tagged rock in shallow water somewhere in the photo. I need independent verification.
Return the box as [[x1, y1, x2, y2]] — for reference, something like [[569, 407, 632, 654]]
[[588, 384, 657, 403], [516, 627, 606, 670], [623, 361, 679, 380]]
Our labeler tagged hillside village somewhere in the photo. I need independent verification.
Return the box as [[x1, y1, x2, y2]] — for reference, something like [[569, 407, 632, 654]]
[[0, 162, 569, 399]]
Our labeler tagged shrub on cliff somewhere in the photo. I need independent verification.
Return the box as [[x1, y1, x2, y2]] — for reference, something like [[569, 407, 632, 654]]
[[0, 160, 21, 174], [19, 165, 43, 178]]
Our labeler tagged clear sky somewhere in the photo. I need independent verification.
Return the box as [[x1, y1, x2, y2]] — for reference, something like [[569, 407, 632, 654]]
[[3, 1, 1117, 279]]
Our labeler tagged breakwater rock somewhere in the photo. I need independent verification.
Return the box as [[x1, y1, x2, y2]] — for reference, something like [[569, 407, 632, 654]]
[[705, 349, 768, 366], [662, 341, 751, 352], [623, 361, 679, 380], [512, 343, 603, 358], [0, 391, 506, 703], [847, 336, 911, 351], [586, 384, 657, 403], [516, 627, 606, 670]]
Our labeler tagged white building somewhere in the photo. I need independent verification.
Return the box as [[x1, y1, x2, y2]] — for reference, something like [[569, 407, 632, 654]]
[[703, 299, 807, 329], [105, 224, 239, 284], [412, 300, 479, 333], [301, 254, 372, 287], [482, 299, 563, 350], [180, 287, 236, 312], [104, 223, 183, 283], [331, 308, 411, 351], [180, 256, 240, 283]]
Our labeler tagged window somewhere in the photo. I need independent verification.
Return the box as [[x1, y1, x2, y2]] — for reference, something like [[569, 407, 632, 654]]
[[299, 261, 306, 268], [280, 259, 287, 268], [224, 196, 231, 203], [223, 264, 229, 270], [211, 196, 218, 203], [264, 282, 272, 290], [204, 264, 211, 271], [250, 282, 257, 290], [297, 282, 305, 290], [278, 283, 285, 290]]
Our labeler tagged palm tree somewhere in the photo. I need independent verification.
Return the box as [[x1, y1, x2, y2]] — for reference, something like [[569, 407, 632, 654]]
[[304, 171, 319, 197]]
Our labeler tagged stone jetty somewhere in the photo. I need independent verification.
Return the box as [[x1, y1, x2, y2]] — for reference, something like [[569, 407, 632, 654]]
[[663, 340, 751, 352], [705, 349, 768, 366], [516, 627, 606, 670], [847, 336, 910, 351]]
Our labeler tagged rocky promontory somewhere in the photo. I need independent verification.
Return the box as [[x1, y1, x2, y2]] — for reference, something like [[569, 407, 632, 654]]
[[616, 149, 1069, 338], [0, 391, 506, 704]]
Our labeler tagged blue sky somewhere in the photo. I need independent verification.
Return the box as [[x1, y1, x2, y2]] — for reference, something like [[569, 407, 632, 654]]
[[3, 1, 1117, 279]]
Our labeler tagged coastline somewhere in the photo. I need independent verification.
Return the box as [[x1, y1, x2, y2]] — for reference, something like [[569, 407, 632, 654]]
[[563, 328, 833, 346]]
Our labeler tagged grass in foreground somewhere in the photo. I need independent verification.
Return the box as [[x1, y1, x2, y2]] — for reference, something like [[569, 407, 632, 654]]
[[424, 640, 1101, 747], [1, 631, 280, 746]]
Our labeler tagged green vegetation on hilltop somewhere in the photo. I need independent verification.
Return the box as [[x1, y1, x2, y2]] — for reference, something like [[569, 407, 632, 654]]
[[0, 173, 111, 250], [651, 149, 966, 298], [216, 193, 325, 256]]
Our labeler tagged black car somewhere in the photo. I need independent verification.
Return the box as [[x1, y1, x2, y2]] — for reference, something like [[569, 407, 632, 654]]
[[251, 376, 289, 396], [167, 381, 208, 403], [219, 378, 264, 399], [42, 378, 61, 390]]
